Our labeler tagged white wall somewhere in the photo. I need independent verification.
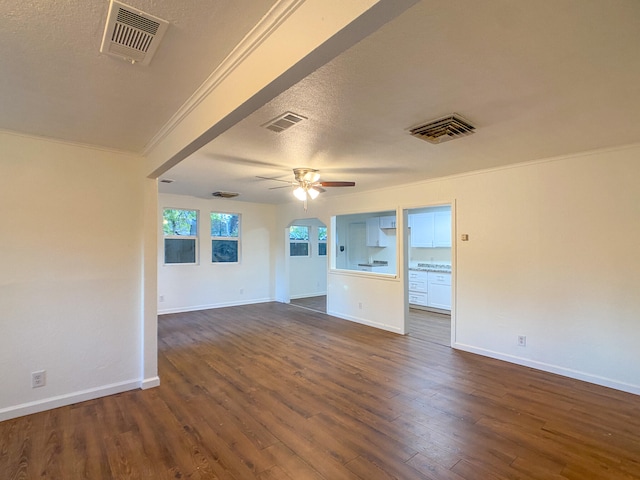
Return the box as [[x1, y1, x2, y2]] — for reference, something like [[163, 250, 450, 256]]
[[276, 144, 640, 395], [158, 193, 277, 314], [0, 132, 149, 420]]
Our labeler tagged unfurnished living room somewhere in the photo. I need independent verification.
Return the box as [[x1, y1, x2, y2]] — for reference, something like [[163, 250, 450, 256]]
[[1, 1, 639, 479]]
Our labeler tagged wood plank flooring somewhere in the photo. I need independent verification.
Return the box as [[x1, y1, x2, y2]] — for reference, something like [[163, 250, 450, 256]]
[[1, 302, 639, 479]]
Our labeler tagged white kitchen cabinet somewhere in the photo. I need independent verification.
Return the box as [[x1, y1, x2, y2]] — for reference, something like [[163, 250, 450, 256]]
[[408, 292, 428, 306], [428, 272, 451, 310], [378, 215, 397, 229], [408, 270, 429, 306], [366, 217, 388, 247], [409, 210, 451, 248], [433, 211, 452, 247], [409, 213, 434, 247]]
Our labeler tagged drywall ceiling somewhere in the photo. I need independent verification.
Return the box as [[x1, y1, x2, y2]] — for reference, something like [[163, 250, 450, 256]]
[[0, 0, 277, 152], [1, 1, 639, 204], [160, 0, 640, 203]]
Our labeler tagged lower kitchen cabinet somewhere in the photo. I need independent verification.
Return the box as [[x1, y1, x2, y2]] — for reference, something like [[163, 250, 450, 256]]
[[409, 270, 451, 311], [408, 270, 428, 306], [428, 272, 451, 310]]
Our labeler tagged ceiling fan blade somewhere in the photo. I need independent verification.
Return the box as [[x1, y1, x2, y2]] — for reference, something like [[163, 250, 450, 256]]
[[313, 186, 326, 193], [268, 184, 294, 190], [319, 181, 356, 187], [256, 175, 293, 184]]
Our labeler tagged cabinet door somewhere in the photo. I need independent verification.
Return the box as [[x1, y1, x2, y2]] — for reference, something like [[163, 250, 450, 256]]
[[409, 212, 434, 247], [428, 283, 451, 310], [366, 217, 387, 247], [433, 211, 451, 247], [379, 215, 396, 229], [409, 292, 428, 306]]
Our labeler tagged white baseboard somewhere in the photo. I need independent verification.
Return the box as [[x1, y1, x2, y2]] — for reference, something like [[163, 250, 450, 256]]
[[140, 376, 160, 390], [290, 292, 327, 300], [326, 309, 404, 335], [0, 379, 140, 422], [452, 342, 640, 396], [158, 297, 274, 315]]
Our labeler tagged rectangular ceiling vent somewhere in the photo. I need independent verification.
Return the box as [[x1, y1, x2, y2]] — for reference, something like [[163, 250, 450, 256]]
[[262, 111, 307, 133], [409, 114, 475, 144], [212, 191, 240, 198], [100, 0, 169, 66]]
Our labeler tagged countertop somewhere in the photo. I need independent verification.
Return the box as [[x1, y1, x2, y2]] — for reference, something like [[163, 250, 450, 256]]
[[409, 263, 451, 273]]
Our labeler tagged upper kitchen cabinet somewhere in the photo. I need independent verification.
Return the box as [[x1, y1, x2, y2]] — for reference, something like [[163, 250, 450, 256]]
[[409, 212, 434, 247], [433, 211, 451, 247], [409, 207, 451, 248], [366, 216, 388, 247], [378, 215, 397, 229]]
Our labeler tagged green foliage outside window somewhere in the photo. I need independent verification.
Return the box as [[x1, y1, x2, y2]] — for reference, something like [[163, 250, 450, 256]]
[[289, 226, 309, 240], [163, 209, 197, 236], [211, 213, 239, 238]]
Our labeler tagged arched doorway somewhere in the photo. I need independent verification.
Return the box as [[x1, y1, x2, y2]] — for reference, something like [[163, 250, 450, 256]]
[[287, 218, 327, 313]]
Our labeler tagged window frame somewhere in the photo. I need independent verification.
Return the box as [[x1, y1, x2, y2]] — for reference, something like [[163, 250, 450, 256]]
[[210, 212, 241, 264], [163, 208, 199, 265], [289, 225, 310, 257], [318, 226, 327, 256]]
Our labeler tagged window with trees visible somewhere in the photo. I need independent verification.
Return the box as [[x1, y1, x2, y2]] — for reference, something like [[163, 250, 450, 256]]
[[289, 225, 309, 256], [211, 212, 240, 263], [318, 226, 327, 256], [163, 208, 198, 264]]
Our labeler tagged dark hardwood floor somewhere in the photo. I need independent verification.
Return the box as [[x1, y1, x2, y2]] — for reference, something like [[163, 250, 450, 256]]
[[290, 295, 327, 314], [1, 302, 639, 479]]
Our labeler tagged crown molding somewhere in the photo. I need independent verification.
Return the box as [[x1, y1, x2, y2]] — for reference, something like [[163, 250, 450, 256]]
[[143, 0, 306, 157]]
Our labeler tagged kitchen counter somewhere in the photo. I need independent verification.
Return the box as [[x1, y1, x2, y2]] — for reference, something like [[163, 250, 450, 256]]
[[409, 263, 451, 273]]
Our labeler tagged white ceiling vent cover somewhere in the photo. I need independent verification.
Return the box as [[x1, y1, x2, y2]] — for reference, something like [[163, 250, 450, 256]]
[[100, 0, 169, 66], [262, 112, 307, 133], [409, 114, 475, 144]]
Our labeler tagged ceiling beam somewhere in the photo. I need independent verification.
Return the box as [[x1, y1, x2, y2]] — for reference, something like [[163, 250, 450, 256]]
[[144, 0, 419, 179]]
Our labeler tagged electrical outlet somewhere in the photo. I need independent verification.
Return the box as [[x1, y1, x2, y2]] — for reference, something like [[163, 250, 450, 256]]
[[517, 335, 527, 347], [240, 288, 244, 294], [159, 295, 165, 302], [32, 370, 46, 388]]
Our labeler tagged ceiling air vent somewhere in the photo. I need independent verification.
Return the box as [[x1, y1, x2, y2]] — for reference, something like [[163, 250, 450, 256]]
[[100, 0, 169, 66], [212, 191, 240, 198], [409, 114, 475, 144], [262, 112, 307, 133]]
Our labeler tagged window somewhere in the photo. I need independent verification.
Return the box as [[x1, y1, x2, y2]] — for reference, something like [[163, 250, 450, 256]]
[[318, 226, 327, 256], [289, 225, 309, 256], [163, 209, 198, 264], [211, 212, 240, 263], [332, 210, 396, 275]]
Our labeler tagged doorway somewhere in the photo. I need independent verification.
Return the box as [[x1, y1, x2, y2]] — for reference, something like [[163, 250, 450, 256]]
[[287, 218, 327, 314], [405, 204, 453, 346]]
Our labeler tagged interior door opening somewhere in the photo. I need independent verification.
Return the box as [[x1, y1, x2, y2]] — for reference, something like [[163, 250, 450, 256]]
[[287, 218, 327, 314], [405, 204, 453, 346]]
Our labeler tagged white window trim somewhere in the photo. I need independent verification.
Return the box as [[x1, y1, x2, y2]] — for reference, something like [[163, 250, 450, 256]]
[[211, 212, 241, 264], [318, 226, 327, 257], [163, 208, 199, 266], [289, 226, 310, 257]]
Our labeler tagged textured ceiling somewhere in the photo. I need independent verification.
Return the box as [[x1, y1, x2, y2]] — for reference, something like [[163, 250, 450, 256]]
[[2, 1, 640, 205], [161, 0, 640, 203], [0, 0, 277, 151]]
